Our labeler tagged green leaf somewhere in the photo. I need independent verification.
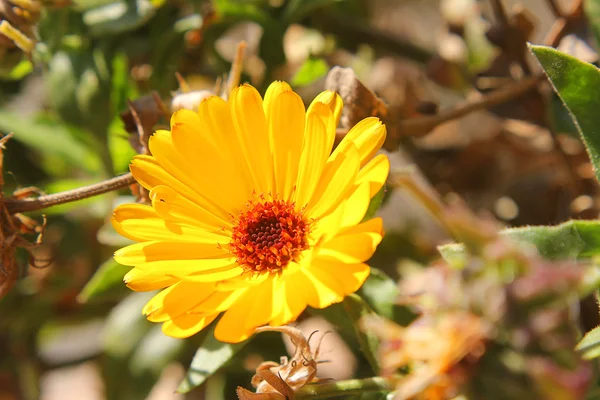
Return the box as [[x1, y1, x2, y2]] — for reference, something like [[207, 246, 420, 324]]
[[103, 292, 155, 358], [439, 219, 600, 263], [177, 323, 248, 393], [0, 111, 102, 174], [361, 184, 386, 223], [585, 0, 600, 49], [359, 268, 415, 325], [530, 45, 600, 182], [343, 294, 381, 374], [130, 325, 185, 376], [291, 57, 329, 87], [3, 59, 33, 80], [83, 0, 160, 36], [78, 258, 129, 303], [283, 0, 345, 24], [576, 326, 600, 359]]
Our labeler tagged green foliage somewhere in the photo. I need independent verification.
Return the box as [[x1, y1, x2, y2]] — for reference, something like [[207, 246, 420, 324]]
[[291, 57, 329, 86], [530, 45, 600, 182], [343, 294, 381, 374], [78, 258, 129, 302], [177, 323, 248, 393], [576, 325, 600, 360], [439, 219, 600, 264]]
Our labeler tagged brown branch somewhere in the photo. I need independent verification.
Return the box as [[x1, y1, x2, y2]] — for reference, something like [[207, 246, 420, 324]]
[[397, 75, 542, 138], [5, 173, 136, 214], [546, 0, 564, 18]]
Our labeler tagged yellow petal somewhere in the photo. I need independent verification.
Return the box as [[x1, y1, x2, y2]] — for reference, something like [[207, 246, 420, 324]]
[[269, 273, 307, 326], [214, 279, 278, 343], [150, 185, 230, 231], [182, 265, 244, 282], [316, 218, 383, 263], [112, 204, 229, 243], [124, 267, 178, 291], [334, 117, 386, 167], [294, 102, 331, 208], [198, 96, 254, 196], [305, 143, 360, 219], [144, 281, 215, 322], [162, 312, 219, 339], [215, 271, 270, 291], [149, 130, 233, 221], [338, 181, 371, 230], [230, 84, 273, 193], [191, 288, 247, 314], [299, 267, 345, 309], [269, 89, 305, 199], [307, 90, 343, 139], [263, 81, 292, 121], [356, 154, 390, 197], [311, 258, 370, 296], [169, 109, 252, 214], [131, 155, 223, 220], [115, 241, 229, 265]]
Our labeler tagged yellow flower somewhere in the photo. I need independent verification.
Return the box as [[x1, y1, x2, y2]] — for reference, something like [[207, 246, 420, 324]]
[[112, 81, 389, 343]]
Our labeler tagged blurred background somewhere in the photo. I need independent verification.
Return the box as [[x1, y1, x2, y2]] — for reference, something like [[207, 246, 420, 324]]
[[0, 0, 597, 399]]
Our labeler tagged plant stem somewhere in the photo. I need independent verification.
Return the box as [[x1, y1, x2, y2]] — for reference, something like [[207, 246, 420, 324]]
[[296, 377, 396, 399], [5, 173, 136, 214]]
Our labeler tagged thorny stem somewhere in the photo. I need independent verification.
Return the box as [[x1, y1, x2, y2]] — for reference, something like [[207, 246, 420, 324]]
[[5, 173, 136, 214], [296, 377, 396, 399]]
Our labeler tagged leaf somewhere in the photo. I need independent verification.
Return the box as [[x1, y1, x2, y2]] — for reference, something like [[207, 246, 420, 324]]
[[291, 57, 329, 87], [83, 0, 160, 36], [585, 0, 600, 49], [343, 294, 381, 374], [78, 258, 129, 303], [529, 45, 600, 181], [103, 292, 155, 358], [361, 184, 386, 223], [130, 325, 185, 376], [0, 111, 102, 174], [283, 0, 345, 24], [576, 326, 600, 359], [438, 220, 600, 263], [177, 323, 248, 393], [359, 268, 416, 325]]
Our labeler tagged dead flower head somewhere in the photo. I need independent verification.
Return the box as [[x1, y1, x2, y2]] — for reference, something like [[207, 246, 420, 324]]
[[0, 134, 47, 299], [237, 325, 327, 400], [362, 312, 489, 400]]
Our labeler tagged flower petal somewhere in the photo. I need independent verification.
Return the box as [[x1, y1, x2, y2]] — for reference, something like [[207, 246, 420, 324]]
[[294, 102, 331, 208], [115, 241, 229, 265], [112, 204, 229, 243], [307, 90, 343, 142], [263, 81, 292, 121], [305, 143, 360, 219], [311, 258, 370, 296], [269, 89, 305, 199], [334, 117, 386, 167], [316, 218, 384, 263], [162, 312, 220, 339], [150, 185, 230, 231], [269, 272, 307, 326], [356, 153, 390, 197], [124, 267, 178, 291], [214, 278, 278, 343], [230, 84, 273, 193]]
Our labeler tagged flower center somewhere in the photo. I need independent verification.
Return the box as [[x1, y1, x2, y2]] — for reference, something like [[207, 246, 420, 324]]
[[230, 196, 310, 273]]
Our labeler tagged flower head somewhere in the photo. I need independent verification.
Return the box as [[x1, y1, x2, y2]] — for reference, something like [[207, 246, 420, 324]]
[[112, 81, 389, 343]]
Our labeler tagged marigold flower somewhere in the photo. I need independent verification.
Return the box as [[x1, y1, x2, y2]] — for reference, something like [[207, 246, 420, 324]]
[[112, 81, 389, 343]]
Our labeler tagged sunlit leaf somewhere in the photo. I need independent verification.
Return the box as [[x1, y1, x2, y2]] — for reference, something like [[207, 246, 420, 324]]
[[177, 323, 248, 393], [291, 57, 329, 87], [576, 326, 600, 359], [439, 220, 600, 263], [83, 0, 161, 36], [530, 45, 600, 182], [359, 268, 416, 325]]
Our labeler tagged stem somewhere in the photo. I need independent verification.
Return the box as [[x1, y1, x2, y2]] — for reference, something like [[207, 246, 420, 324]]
[[5, 173, 136, 214], [398, 75, 541, 138], [296, 377, 396, 399]]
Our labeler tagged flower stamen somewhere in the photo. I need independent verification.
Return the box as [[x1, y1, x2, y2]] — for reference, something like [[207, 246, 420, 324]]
[[230, 195, 309, 273]]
